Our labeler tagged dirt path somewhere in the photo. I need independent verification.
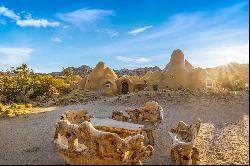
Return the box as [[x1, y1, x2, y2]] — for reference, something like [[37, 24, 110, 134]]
[[0, 92, 249, 165]]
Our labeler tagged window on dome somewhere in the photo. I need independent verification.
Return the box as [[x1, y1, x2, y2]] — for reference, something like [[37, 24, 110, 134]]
[[206, 79, 213, 88]]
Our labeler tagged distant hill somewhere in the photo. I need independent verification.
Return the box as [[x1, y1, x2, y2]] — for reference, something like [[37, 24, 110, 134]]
[[49, 65, 161, 77], [114, 66, 161, 76], [50, 65, 92, 77]]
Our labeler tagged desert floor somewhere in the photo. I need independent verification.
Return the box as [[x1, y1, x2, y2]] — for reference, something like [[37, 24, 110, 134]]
[[0, 91, 249, 165]]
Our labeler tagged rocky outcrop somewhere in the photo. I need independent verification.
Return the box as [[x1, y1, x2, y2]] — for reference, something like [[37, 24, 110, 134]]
[[54, 110, 154, 165], [168, 120, 201, 165], [114, 66, 161, 76], [50, 65, 92, 77], [112, 101, 164, 145]]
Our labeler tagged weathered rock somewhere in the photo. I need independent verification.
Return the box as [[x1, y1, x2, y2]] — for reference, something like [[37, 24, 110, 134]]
[[61, 109, 92, 124], [54, 110, 154, 165], [168, 120, 201, 165], [111, 110, 129, 122], [113, 101, 164, 145], [126, 101, 164, 128], [144, 101, 159, 112]]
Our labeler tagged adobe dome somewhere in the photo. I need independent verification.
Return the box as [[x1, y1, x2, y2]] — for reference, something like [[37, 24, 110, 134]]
[[104, 67, 118, 79], [84, 61, 118, 95], [95, 61, 106, 70], [169, 49, 185, 66]]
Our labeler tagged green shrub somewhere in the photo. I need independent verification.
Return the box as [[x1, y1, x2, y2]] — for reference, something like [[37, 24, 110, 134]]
[[10, 103, 18, 109], [26, 103, 32, 108], [0, 64, 71, 104], [0, 103, 4, 112], [231, 80, 246, 91], [5, 108, 15, 117], [152, 84, 158, 91], [16, 104, 25, 109]]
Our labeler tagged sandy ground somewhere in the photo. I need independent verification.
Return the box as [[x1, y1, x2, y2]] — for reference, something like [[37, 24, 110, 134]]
[[0, 91, 249, 165]]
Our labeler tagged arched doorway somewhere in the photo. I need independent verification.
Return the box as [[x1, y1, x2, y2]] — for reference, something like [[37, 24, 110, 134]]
[[121, 81, 129, 94]]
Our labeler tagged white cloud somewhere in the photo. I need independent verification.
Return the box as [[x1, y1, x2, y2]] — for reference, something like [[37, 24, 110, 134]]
[[57, 8, 114, 28], [0, 5, 60, 28], [105, 29, 119, 37], [108, 31, 119, 37], [51, 37, 62, 42], [16, 18, 60, 27], [0, 6, 20, 20], [187, 43, 249, 68], [96, 28, 119, 37], [116, 56, 151, 64], [79, 2, 248, 69], [128, 25, 153, 35], [0, 46, 33, 67]]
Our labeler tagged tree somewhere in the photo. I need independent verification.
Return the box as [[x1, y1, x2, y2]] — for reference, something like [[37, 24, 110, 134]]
[[62, 67, 74, 82]]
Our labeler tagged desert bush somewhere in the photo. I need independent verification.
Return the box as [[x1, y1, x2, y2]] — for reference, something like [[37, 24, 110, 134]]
[[152, 84, 158, 91], [220, 79, 247, 91], [5, 108, 14, 118], [62, 67, 74, 82], [231, 80, 246, 91], [16, 104, 25, 109], [25, 103, 33, 108], [10, 103, 18, 109], [0, 103, 3, 112], [0, 64, 71, 104]]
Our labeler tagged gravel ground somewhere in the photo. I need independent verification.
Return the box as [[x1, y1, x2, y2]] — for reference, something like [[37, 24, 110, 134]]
[[0, 91, 249, 165]]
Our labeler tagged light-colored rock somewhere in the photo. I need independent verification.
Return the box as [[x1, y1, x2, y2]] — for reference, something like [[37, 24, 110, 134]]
[[61, 109, 92, 124], [112, 101, 164, 145], [111, 110, 129, 122], [168, 120, 201, 165], [144, 101, 159, 112], [54, 119, 154, 165]]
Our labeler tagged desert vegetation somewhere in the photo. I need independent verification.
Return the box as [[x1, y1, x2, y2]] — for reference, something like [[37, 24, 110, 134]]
[[0, 64, 100, 117], [0, 103, 33, 118], [0, 64, 72, 104], [0, 62, 248, 165], [0, 62, 248, 118]]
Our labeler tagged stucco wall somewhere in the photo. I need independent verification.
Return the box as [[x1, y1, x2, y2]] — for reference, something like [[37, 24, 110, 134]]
[[84, 61, 118, 96], [146, 49, 212, 90]]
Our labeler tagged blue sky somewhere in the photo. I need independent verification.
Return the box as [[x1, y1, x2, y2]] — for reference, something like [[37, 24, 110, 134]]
[[0, 0, 249, 73]]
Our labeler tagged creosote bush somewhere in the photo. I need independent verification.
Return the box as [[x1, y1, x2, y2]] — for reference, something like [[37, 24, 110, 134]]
[[26, 103, 33, 108], [152, 84, 158, 91], [0, 103, 3, 112], [0, 64, 71, 104]]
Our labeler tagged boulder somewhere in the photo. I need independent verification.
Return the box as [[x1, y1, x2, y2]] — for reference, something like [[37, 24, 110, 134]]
[[168, 120, 201, 165], [54, 109, 154, 165]]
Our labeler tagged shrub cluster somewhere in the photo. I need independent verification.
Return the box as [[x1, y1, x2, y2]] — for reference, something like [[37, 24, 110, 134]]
[[0, 64, 71, 104], [0, 102, 33, 118]]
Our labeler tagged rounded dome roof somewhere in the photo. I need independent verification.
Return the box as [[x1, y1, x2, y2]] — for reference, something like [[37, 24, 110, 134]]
[[170, 49, 184, 63]]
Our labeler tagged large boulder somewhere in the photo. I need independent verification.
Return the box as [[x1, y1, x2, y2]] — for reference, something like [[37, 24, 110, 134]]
[[54, 110, 154, 165]]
